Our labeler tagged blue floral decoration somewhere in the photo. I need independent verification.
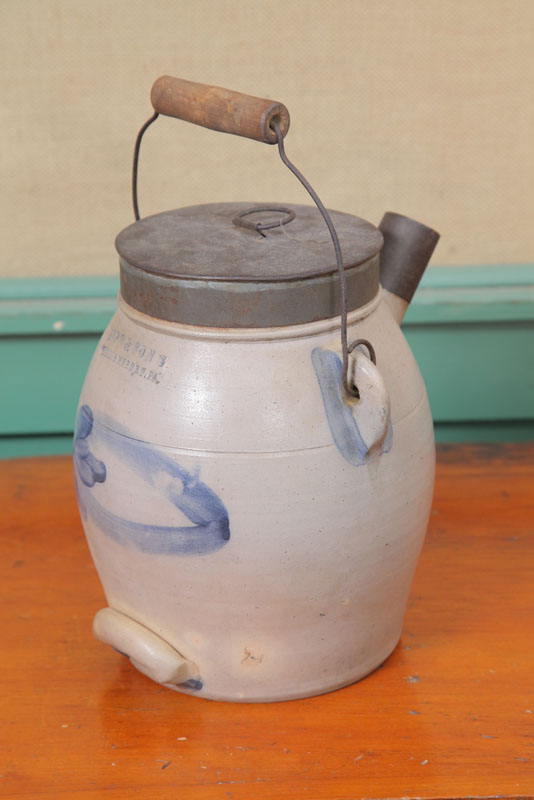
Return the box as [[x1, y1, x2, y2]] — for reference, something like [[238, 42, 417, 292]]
[[74, 404, 230, 556], [311, 347, 393, 465], [74, 405, 107, 487]]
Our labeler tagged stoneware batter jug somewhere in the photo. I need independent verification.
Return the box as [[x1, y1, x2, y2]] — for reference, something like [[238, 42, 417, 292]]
[[74, 76, 440, 702]]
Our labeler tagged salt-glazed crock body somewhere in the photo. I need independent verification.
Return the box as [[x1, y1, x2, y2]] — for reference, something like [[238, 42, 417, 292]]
[[74, 76, 439, 702], [76, 260, 434, 702]]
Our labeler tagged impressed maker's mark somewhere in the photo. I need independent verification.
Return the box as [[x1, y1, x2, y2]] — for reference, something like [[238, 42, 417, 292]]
[[99, 327, 168, 385]]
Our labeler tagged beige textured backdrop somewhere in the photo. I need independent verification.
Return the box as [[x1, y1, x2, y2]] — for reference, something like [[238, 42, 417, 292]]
[[1, 0, 533, 278]]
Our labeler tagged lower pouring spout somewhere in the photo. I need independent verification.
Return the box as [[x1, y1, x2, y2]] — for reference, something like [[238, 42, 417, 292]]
[[379, 212, 440, 324]]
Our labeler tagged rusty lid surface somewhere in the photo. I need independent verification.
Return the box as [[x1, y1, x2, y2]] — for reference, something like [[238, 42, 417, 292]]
[[116, 202, 383, 327]]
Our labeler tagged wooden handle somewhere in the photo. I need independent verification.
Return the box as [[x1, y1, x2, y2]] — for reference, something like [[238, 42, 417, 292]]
[[150, 75, 290, 144]]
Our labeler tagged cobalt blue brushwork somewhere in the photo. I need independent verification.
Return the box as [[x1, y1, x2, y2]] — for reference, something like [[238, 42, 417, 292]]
[[312, 347, 392, 466], [74, 405, 107, 487], [74, 404, 230, 556], [181, 678, 204, 691]]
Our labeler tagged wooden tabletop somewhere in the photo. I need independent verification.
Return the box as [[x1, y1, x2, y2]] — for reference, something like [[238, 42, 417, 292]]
[[1, 444, 533, 799]]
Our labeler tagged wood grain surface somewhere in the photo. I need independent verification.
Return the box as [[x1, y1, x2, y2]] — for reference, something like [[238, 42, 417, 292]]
[[1, 444, 533, 799], [150, 75, 290, 143]]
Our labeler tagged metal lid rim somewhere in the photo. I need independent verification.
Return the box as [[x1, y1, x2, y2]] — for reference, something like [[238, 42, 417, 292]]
[[117, 253, 381, 284]]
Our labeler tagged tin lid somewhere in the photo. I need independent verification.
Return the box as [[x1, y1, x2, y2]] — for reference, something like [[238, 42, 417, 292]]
[[116, 202, 383, 328]]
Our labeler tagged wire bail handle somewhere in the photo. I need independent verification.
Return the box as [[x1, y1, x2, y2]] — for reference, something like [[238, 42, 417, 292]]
[[132, 76, 374, 398]]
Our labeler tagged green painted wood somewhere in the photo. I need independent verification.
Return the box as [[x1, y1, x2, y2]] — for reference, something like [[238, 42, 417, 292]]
[[418, 264, 534, 288], [432, 421, 534, 443], [0, 335, 100, 435], [0, 298, 117, 335], [1, 266, 533, 455], [0, 276, 118, 335], [405, 322, 534, 420], [0, 276, 119, 299], [0, 435, 74, 459], [403, 285, 534, 324]]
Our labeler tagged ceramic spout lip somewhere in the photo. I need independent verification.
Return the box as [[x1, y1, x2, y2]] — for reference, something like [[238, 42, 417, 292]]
[[378, 212, 440, 323], [380, 288, 409, 326]]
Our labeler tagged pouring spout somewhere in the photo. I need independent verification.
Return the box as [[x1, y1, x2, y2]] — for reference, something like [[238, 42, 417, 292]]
[[379, 212, 440, 325]]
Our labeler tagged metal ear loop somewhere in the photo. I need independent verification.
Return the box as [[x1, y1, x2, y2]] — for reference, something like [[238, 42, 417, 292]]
[[272, 121, 376, 398]]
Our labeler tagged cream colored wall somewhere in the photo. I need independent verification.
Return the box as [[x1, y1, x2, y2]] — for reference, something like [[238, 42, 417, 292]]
[[2, 0, 533, 278]]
